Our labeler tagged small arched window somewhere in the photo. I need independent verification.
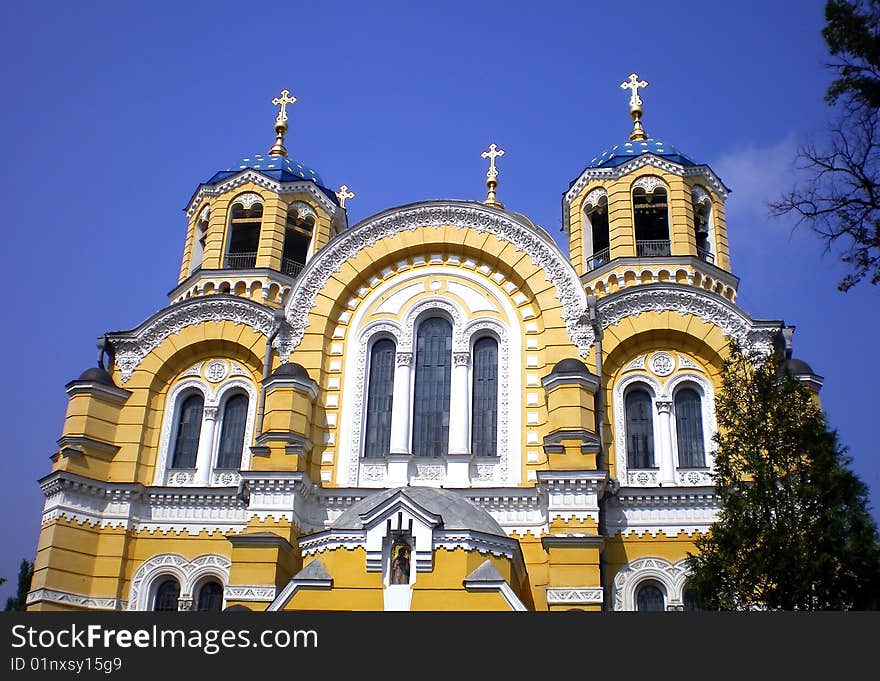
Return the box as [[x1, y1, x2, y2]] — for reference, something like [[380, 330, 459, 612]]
[[153, 578, 180, 612], [364, 339, 396, 458], [585, 194, 610, 270], [171, 393, 204, 469], [412, 317, 452, 457], [636, 582, 665, 612], [675, 387, 706, 468], [282, 205, 315, 277], [471, 336, 498, 457], [625, 387, 655, 468], [216, 393, 248, 469], [196, 580, 224, 612], [633, 181, 670, 256], [226, 201, 263, 269], [692, 188, 713, 263]]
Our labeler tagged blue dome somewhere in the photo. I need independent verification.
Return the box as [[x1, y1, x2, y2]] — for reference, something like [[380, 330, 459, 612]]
[[207, 154, 325, 186], [586, 138, 696, 169]]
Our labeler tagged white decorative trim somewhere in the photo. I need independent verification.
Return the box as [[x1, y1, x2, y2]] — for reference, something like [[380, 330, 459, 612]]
[[198, 204, 211, 222], [231, 192, 263, 209], [691, 185, 710, 205], [27, 588, 126, 611], [649, 352, 674, 376], [622, 354, 647, 372], [224, 585, 277, 602], [677, 354, 703, 372], [205, 359, 228, 383], [632, 175, 667, 193], [129, 553, 230, 611], [604, 489, 719, 539], [400, 297, 466, 352], [287, 201, 316, 221], [110, 297, 276, 382], [564, 154, 730, 207], [612, 557, 691, 611], [186, 171, 339, 219], [283, 201, 593, 358], [182, 361, 204, 378], [583, 187, 607, 209], [597, 285, 778, 355], [546, 588, 604, 606]]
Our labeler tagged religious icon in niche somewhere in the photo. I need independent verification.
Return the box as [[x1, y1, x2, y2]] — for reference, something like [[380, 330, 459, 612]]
[[390, 536, 411, 585]]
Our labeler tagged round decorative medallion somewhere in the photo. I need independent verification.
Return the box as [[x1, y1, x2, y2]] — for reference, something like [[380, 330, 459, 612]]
[[649, 352, 674, 376], [205, 360, 228, 383]]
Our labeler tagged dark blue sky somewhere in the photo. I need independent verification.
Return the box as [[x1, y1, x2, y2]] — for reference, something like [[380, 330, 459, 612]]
[[2, 1, 877, 604]]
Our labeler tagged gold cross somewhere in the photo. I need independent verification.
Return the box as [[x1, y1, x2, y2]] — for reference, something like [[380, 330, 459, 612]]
[[272, 89, 297, 123], [620, 73, 648, 108], [481, 143, 505, 180], [336, 184, 355, 209]]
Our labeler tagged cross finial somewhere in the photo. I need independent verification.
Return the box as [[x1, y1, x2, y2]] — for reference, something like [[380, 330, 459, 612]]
[[620, 73, 649, 141], [336, 184, 355, 209], [481, 143, 505, 209], [269, 88, 297, 156]]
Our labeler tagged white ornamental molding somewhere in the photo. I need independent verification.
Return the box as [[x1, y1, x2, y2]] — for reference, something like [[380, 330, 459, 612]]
[[622, 354, 647, 373], [546, 588, 604, 606], [597, 285, 779, 355], [129, 553, 231, 611], [288, 201, 317, 221], [26, 588, 126, 611], [283, 201, 594, 357], [565, 154, 729, 207], [649, 352, 675, 376], [677, 354, 703, 372], [692, 185, 710, 205], [583, 187, 607, 209], [198, 204, 211, 223], [632, 175, 667, 193], [109, 297, 277, 382], [205, 359, 228, 383], [612, 557, 691, 611], [232, 192, 263, 209], [224, 585, 277, 602]]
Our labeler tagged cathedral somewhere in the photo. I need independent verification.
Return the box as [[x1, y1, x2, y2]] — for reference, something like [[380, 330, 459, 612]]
[[27, 76, 822, 612]]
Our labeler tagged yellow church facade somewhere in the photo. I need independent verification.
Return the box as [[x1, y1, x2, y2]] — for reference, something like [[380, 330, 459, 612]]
[[28, 78, 822, 612]]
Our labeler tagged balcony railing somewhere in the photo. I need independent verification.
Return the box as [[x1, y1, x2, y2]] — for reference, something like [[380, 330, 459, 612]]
[[635, 239, 671, 257], [224, 252, 257, 269], [696, 247, 715, 264], [281, 257, 305, 278], [585, 247, 610, 271]]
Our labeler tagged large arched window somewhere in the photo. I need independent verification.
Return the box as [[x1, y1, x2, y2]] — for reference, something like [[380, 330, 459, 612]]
[[196, 580, 224, 612], [675, 387, 706, 468], [171, 393, 204, 469], [636, 582, 665, 612], [153, 578, 180, 612], [625, 387, 655, 468], [633, 181, 670, 256], [585, 193, 610, 270], [412, 317, 452, 457], [216, 393, 248, 469], [225, 201, 263, 269], [282, 205, 315, 277], [471, 336, 498, 457], [364, 339, 396, 458]]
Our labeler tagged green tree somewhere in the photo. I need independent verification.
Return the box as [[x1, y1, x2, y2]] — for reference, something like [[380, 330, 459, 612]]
[[771, 1, 880, 291], [4, 560, 34, 611], [686, 342, 880, 610]]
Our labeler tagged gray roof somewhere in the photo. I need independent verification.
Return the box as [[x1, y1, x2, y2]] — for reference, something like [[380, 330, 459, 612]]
[[465, 560, 505, 583], [294, 559, 331, 581], [330, 486, 505, 536]]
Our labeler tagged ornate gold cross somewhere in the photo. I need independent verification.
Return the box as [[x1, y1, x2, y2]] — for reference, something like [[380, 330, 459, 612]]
[[272, 89, 297, 123], [481, 143, 505, 180], [620, 73, 648, 108], [336, 184, 355, 209]]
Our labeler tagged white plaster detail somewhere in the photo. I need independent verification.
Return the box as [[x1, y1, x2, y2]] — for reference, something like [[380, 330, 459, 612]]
[[583, 187, 607, 209], [632, 175, 667, 193], [287, 201, 316, 221], [205, 360, 228, 383], [129, 553, 231, 611], [612, 557, 692, 611], [375, 283, 423, 314], [677, 354, 703, 372], [546, 588, 604, 606], [232, 192, 263, 210], [649, 352, 675, 377], [26, 588, 126, 611], [182, 362, 204, 378], [622, 355, 647, 372], [446, 280, 499, 312], [224, 585, 277, 602]]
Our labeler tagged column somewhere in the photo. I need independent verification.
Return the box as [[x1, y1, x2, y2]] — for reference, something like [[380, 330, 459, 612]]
[[194, 406, 218, 486], [655, 400, 676, 485], [448, 351, 471, 455], [389, 352, 413, 455]]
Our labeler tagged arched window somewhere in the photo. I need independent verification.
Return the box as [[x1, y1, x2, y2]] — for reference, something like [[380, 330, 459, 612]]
[[692, 190, 713, 263], [625, 387, 655, 469], [191, 216, 208, 274], [683, 587, 703, 612], [633, 182, 670, 256], [216, 394, 248, 469], [471, 336, 498, 457], [196, 581, 224, 612], [153, 578, 180, 611], [282, 205, 315, 277], [636, 582, 665, 612], [585, 194, 610, 270], [412, 317, 452, 457], [364, 339, 396, 458], [171, 393, 204, 469], [675, 387, 706, 468], [225, 201, 263, 269]]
